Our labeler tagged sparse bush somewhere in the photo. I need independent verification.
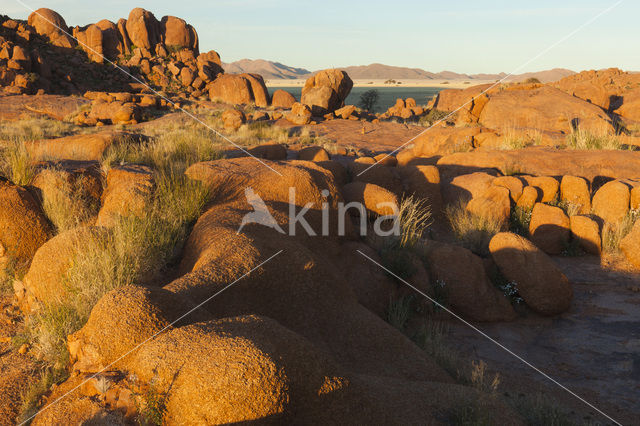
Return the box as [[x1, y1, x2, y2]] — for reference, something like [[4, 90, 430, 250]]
[[418, 109, 450, 127], [566, 127, 625, 150], [18, 366, 69, 423], [379, 239, 417, 280], [445, 201, 503, 256], [358, 89, 379, 112], [602, 209, 639, 254], [509, 206, 532, 236], [489, 268, 523, 305], [524, 77, 541, 84], [445, 401, 493, 426], [137, 381, 167, 426]]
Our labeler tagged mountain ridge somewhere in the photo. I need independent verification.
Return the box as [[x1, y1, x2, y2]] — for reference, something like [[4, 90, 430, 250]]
[[222, 59, 576, 83]]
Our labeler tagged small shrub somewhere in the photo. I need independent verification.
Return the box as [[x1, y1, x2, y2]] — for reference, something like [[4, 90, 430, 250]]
[[445, 201, 503, 256], [509, 206, 532, 237], [379, 239, 416, 281], [386, 295, 415, 331], [18, 367, 69, 423], [418, 109, 450, 127], [358, 89, 379, 112], [489, 268, 523, 305], [524, 77, 541, 84], [137, 381, 167, 426]]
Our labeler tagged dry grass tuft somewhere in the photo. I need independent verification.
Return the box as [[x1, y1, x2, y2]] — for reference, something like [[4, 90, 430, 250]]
[[566, 127, 626, 150], [398, 195, 432, 248], [445, 201, 503, 255], [0, 139, 36, 186]]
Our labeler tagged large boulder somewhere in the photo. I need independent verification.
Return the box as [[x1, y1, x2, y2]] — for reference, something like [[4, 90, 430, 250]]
[[342, 182, 398, 216], [161, 16, 198, 53], [570, 215, 601, 255], [25, 132, 127, 162], [27, 8, 75, 48], [489, 232, 572, 315], [529, 203, 570, 254], [398, 165, 442, 215], [478, 85, 613, 135], [466, 185, 511, 228], [272, 89, 296, 109], [592, 180, 630, 224], [209, 74, 269, 106], [560, 175, 591, 214], [125, 8, 161, 51], [0, 180, 52, 266], [620, 221, 640, 269], [423, 242, 516, 322], [285, 102, 312, 125], [95, 165, 155, 227], [73, 24, 104, 63], [221, 108, 246, 131], [301, 69, 353, 115]]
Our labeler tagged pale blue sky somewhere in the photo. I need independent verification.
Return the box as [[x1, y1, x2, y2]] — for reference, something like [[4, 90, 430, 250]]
[[4, 0, 638, 73]]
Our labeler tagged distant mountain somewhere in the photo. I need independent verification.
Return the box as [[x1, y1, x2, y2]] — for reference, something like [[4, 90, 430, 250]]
[[222, 59, 575, 83], [222, 59, 310, 79]]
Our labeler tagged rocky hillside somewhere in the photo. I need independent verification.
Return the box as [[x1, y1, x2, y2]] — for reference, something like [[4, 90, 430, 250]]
[[0, 7, 224, 97]]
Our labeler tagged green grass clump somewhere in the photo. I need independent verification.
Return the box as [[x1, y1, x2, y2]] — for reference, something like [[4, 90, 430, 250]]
[[509, 206, 532, 237], [418, 109, 450, 127]]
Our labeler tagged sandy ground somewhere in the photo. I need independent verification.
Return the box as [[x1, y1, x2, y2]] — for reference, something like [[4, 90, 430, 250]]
[[266, 79, 494, 89]]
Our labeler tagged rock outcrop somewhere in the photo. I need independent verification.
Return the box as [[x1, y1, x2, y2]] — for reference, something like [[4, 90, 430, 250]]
[[301, 69, 353, 115]]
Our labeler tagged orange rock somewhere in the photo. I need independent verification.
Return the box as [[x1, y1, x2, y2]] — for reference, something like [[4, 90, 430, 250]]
[[271, 89, 296, 109], [248, 144, 287, 160], [208, 74, 254, 105], [161, 15, 198, 52], [285, 102, 312, 125], [27, 8, 75, 48], [342, 182, 398, 216], [442, 172, 495, 205], [493, 176, 523, 203], [466, 186, 511, 228], [298, 146, 330, 162], [424, 241, 516, 322], [522, 176, 559, 203], [301, 69, 353, 115], [335, 105, 356, 119], [620, 221, 640, 269], [529, 203, 570, 254], [560, 175, 591, 214], [0, 181, 52, 265], [373, 154, 397, 167], [570, 215, 601, 255], [125, 8, 161, 51], [221, 108, 246, 131], [354, 157, 376, 165], [592, 180, 630, 224], [95, 165, 155, 227], [489, 232, 572, 315]]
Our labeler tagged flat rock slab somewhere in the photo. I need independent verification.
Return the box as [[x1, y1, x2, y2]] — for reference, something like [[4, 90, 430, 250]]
[[446, 255, 640, 424], [0, 94, 88, 121]]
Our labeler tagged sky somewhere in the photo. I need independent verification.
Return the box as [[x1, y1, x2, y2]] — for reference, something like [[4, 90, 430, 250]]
[[3, 0, 638, 74]]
